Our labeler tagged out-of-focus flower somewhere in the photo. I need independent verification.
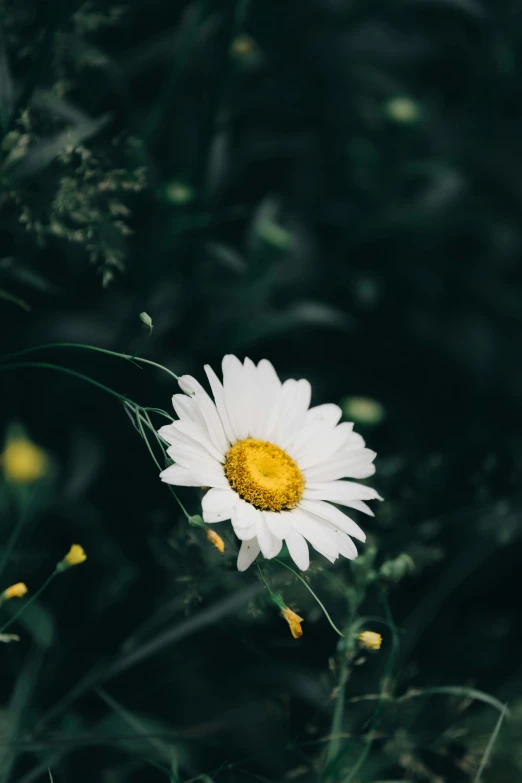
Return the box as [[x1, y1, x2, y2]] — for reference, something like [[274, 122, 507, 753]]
[[164, 180, 193, 205], [1, 582, 28, 603], [230, 34, 258, 61], [357, 630, 382, 650], [2, 437, 47, 484], [57, 544, 87, 571], [159, 357, 381, 572], [281, 606, 304, 639], [206, 529, 225, 553], [385, 96, 420, 124], [342, 396, 385, 426]]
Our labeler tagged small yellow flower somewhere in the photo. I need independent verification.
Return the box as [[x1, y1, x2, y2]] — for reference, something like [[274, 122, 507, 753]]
[[357, 631, 382, 650], [3, 582, 28, 601], [58, 544, 87, 570], [2, 438, 47, 484], [206, 529, 225, 553], [281, 607, 304, 639]]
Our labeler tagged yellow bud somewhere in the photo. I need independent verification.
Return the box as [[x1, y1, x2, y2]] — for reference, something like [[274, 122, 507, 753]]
[[60, 544, 87, 569], [281, 607, 304, 639], [3, 582, 28, 601], [2, 439, 47, 484], [357, 631, 382, 650], [206, 529, 225, 553]]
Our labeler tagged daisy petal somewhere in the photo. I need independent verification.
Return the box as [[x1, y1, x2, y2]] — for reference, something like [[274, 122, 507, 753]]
[[237, 538, 261, 571], [171, 394, 205, 428], [303, 481, 383, 505], [223, 355, 250, 440], [159, 420, 223, 463], [234, 525, 257, 540], [159, 464, 203, 486], [251, 359, 282, 440], [178, 375, 228, 456], [256, 513, 279, 558], [264, 510, 290, 539], [303, 449, 377, 483], [285, 526, 310, 570], [289, 508, 339, 559], [299, 499, 366, 542], [202, 488, 237, 523], [204, 364, 236, 445], [334, 530, 358, 559], [232, 499, 261, 529]]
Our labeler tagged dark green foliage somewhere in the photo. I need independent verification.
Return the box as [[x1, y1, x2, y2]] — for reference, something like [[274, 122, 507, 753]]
[[0, 0, 521, 781]]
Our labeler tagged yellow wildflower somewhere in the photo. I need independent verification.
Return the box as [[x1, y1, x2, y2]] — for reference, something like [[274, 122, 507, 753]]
[[206, 529, 225, 553], [2, 438, 47, 483], [357, 631, 382, 650], [2, 582, 28, 601], [281, 607, 304, 639], [57, 544, 87, 571]]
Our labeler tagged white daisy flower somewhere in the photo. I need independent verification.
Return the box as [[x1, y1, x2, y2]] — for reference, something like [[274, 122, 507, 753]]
[[158, 356, 381, 572]]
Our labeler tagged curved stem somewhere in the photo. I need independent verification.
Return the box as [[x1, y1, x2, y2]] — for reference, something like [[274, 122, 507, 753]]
[[0, 362, 138, 405], [0, 571, 57, 634], [0, 343, 179, 383]]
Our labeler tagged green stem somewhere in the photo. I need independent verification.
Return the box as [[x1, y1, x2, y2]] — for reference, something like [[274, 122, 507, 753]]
[[0, 571, 57, 634], [0, 362, 138, 405], [275, 559, 344, 637], [0, 343, 179, 383]]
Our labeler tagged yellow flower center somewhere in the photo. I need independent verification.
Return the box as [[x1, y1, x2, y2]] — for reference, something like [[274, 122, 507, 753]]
[[224, 438, 304, 512]]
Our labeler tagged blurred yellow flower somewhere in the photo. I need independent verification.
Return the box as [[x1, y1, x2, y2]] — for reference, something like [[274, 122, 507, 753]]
[[2, 582, 28, 601], [230, 34, 257, 59], [60, 544, 87, 569], [2, 438, 47, 484], [385, 96, 420, 124], [357, 630, 382, 650], [281, 607, 304, 639], [206, 529, 225, 553]]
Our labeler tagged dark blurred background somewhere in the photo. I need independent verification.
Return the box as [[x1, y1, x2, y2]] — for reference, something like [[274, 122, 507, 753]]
[[1, 1, 522, 781]]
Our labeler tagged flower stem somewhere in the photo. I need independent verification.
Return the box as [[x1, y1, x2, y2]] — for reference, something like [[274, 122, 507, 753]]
[[0, 571, 57, 634]]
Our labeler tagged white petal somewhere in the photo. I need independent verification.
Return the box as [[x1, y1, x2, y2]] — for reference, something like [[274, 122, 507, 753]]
[[171, 394, 205, 428], [204, 364, 236, 445], [178, 375, 228, 456], [159, 464, 202, 486], [237, 538, 261, 571], [222, 355, 250, 441], [297, 422, 356, 470], [232, 499, 261, 529], [299, 499, 366, 542], [334, 530, 358, 560], [344, 499, 375, 516], [166, 440, 219, 469], [303, 449, 377, 483], [250, 359, 282, 440], [159, 420, 223, 463], [303, 480, 382, 505], [255, 513, 282, 559], [288, 403, 343, 458], [284, 525, 309, 570], [274, 379, 311, 448], [289, 508, 339, 559], [234, 525, 257, 540], [264, 510, 290, 539], [202, 488, 237, 523]]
